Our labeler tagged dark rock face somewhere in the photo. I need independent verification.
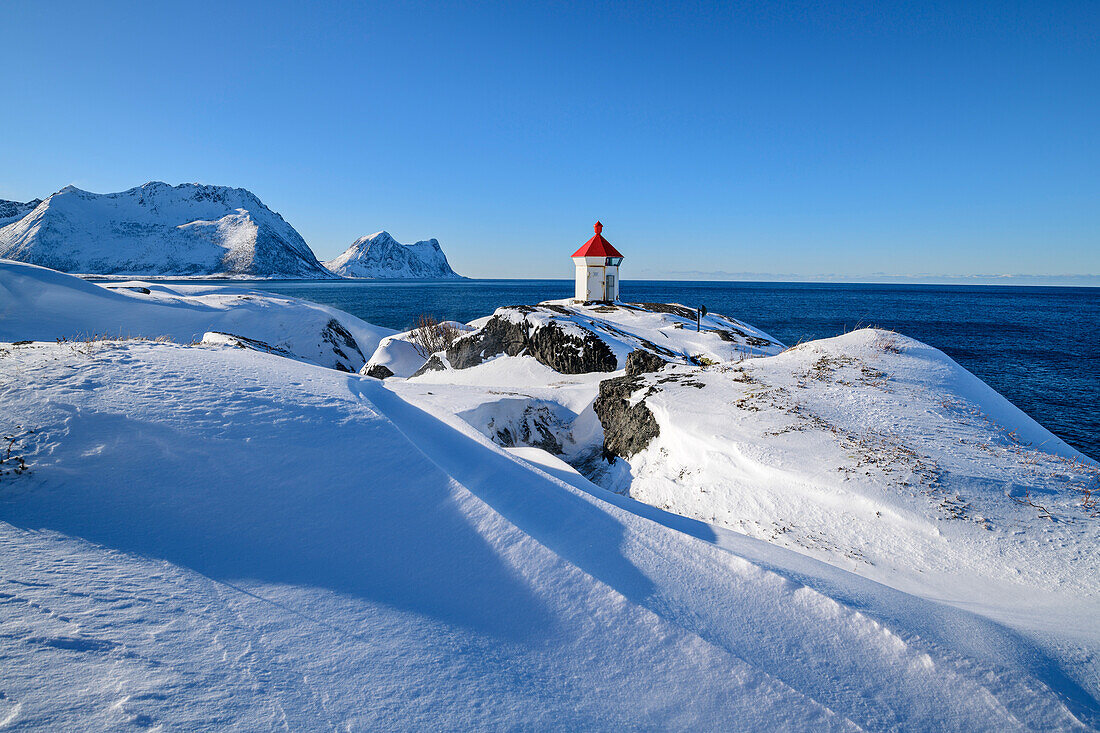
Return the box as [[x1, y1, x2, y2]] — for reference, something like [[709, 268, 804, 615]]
[[486, 403, 569, 454], [363, 364, 394, 380], [593, 351, 664, 460], [446, 316, 527, 368], [446, 313, 618, 374], [410, 354, 448, 378], [0, 198, 41, 224], [321, 319, 366, 372], [205, 332, 292, 357], [629, 302, 698, 320], [625, 349, 669, 377]]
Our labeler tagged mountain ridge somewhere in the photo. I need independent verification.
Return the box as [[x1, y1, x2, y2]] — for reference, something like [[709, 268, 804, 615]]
[[0, 197, 43, 227], [0, 181, 334, 278]]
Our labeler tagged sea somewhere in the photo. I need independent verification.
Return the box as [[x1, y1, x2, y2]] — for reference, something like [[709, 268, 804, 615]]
[[207, 279, 1100, 460]]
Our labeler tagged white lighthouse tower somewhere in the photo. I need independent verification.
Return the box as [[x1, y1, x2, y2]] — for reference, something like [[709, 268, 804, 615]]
[[571, 221, 623, 303]]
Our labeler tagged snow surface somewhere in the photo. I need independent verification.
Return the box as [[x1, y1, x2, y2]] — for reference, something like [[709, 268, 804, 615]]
[[1, 340, 1091, 730], [2, 263, 1098, 728], [323, 231, 462, 279], [0, 182, 333, 278], [0, 259, 393, 372]]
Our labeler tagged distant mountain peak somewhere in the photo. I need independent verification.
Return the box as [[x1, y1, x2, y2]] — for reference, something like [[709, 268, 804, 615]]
[[324, 231, 461, 279]]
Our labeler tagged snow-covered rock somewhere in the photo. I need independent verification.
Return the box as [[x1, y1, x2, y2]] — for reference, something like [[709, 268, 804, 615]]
[[0, 259, 393, 371], [0, 182, 334, 278], [323, 230, 462, 279], [361, 321, 473, 378], [438, 299, 784, 375]]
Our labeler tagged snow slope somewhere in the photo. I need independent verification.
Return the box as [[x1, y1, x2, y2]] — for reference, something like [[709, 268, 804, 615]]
[[0, 182, 333, 278], [1, 339, 1093, 729], [390, 333, 1100, 722], [0, 259, 392, 372], [323, 230, 462, 279], [617, 329, 1100, 601]]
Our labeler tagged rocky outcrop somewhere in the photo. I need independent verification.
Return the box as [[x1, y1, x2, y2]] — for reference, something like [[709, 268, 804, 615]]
[[446, 310, 618, 374], [593, 350, 665, 460], [432, 300, 784, 378], [625, 349, 669, 377], [410, 354, 448, 377], [201, 332, 294, 357], [363, 363, 394, 380], [458, 398, 575, 455], [320, 319, 366, 373]]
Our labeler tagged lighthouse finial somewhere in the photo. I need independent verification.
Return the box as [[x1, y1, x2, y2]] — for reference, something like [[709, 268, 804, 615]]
[[594, 221, 603, 235]]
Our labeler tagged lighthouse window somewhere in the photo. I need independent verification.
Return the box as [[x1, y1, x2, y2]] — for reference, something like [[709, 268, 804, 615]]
[[605, 257, 622, 266]]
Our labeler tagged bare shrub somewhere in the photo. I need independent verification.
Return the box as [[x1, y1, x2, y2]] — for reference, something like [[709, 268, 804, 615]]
[[409, 314, 461, 359], [1, 426, 33, 482]]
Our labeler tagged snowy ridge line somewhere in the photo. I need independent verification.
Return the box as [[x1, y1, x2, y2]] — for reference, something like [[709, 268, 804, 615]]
[[357, 377, 1089, 729]]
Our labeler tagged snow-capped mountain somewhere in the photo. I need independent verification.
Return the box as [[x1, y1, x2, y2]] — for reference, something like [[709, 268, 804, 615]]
[[0, 182, 334, 278], [0, 197, 42, 227], [323, 230, 462, 279]]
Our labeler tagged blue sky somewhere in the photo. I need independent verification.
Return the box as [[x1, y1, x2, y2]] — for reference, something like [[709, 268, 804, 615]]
[[1, 1, 1097, 281]]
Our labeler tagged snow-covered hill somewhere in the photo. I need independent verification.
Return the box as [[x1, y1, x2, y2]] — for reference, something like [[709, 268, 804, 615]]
[[0, 339, 1091, 729], [0, 259, 392, 372], [396, 326, 1100, 723], [323, 230, 462, 279], [2, 270, 1098, 728], [593, 332, 1100, 602], [0, 182, 334, 278]]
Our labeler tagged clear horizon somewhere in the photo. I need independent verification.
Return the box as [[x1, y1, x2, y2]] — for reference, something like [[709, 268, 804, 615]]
[[2, 1, 1097, 281]]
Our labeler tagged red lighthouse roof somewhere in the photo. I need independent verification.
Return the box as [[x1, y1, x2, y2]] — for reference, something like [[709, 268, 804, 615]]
[[571, 221, 623, 258]]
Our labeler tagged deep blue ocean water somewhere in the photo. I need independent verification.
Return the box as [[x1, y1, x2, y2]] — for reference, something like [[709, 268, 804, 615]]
[[215, 279, 1099, 460]]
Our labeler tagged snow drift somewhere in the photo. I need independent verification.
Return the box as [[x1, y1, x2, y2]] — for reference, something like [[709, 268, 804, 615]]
[[0, 259, 392, 372]]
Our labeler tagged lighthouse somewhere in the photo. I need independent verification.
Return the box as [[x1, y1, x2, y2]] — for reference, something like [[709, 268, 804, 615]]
[[571, 221, 623, 303]]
